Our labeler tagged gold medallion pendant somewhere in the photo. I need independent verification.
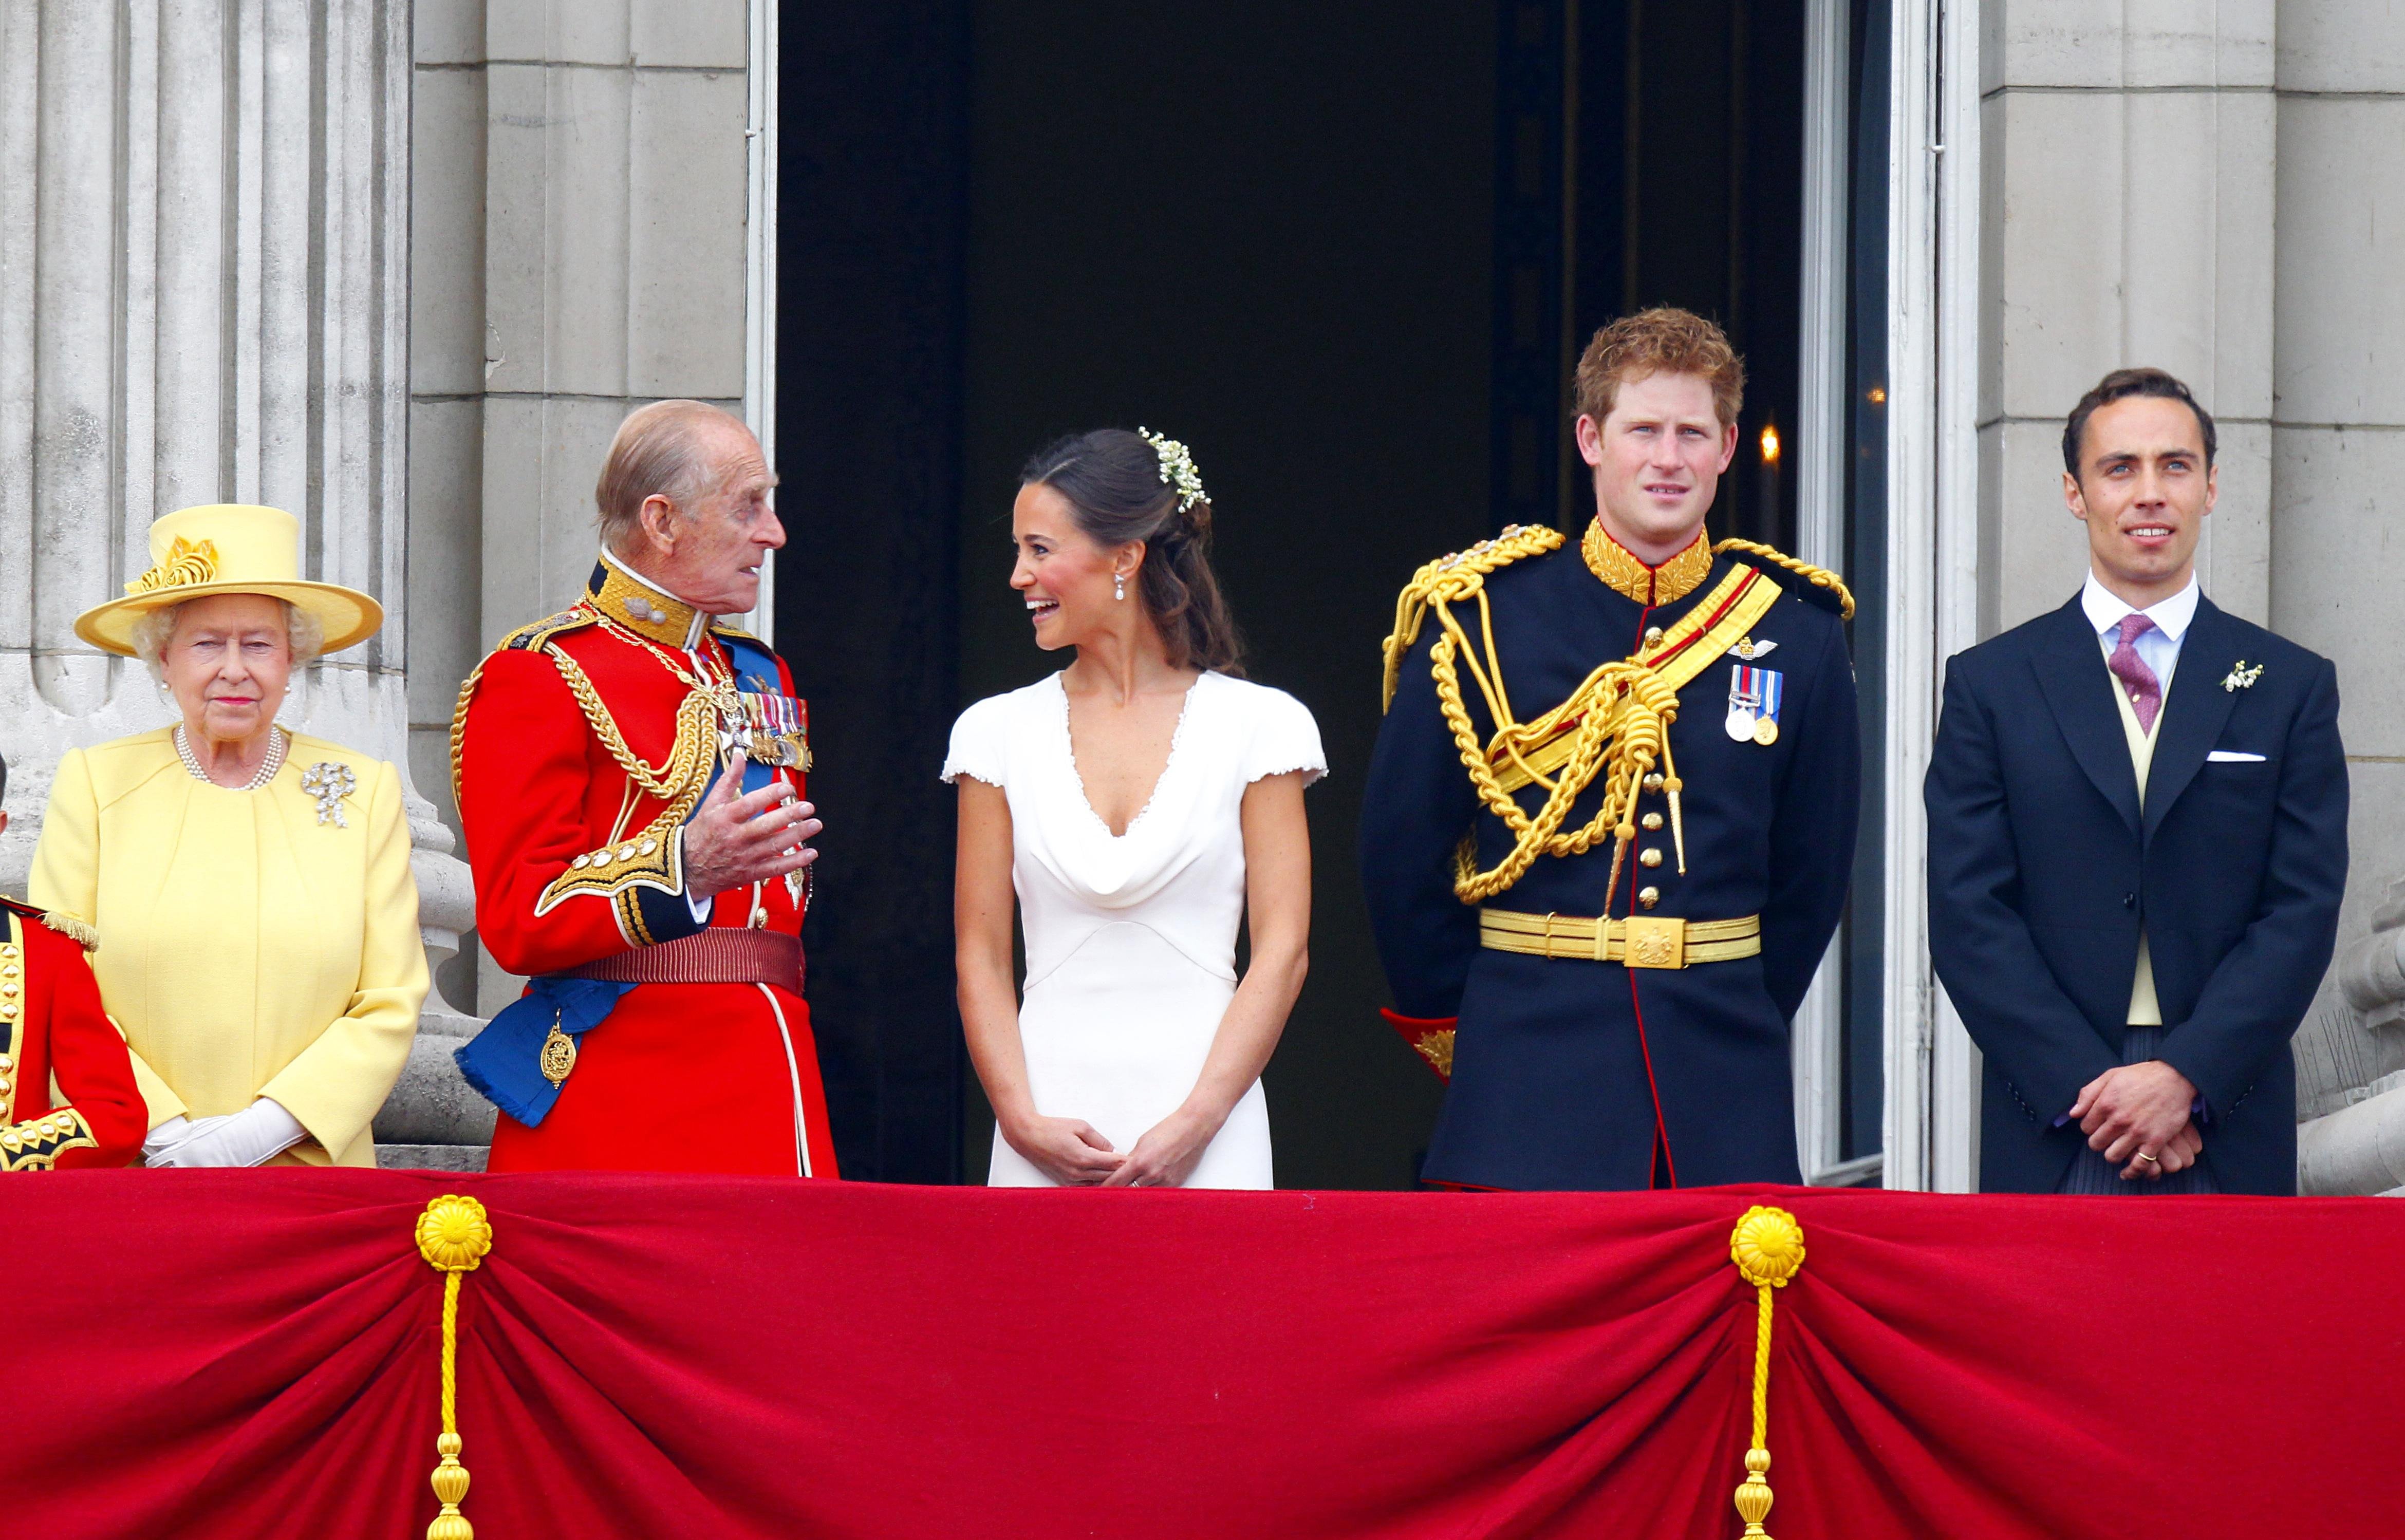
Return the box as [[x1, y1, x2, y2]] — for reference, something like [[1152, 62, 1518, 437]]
[[539, 1014, 578, 1086]]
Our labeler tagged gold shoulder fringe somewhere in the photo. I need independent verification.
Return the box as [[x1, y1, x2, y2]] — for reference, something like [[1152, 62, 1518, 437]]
[[1379, 524, 1565, 711], [1713, 538, 1855, 621], [39, 911, 99, 952]]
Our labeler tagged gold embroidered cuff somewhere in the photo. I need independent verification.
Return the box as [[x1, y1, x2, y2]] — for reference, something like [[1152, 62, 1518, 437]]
[[0, 1107, 98, 1171], [535, 823, 686, 915]]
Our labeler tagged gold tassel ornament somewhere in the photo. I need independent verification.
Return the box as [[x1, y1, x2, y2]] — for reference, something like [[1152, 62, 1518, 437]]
[[1727, 1205, 1807, 1538], [415, 1194, 496, 1540]]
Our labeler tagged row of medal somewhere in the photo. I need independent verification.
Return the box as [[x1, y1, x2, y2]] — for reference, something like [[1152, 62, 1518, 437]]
[[1726, 661, 1783, 746]]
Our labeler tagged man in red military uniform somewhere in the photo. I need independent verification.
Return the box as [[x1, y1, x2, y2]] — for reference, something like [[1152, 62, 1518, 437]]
[[0, 768, 145, 1170], [452, 400, 838, 1176]]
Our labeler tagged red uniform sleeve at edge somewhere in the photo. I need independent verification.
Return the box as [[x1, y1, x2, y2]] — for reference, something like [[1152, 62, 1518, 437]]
[[459, 648, 645, 976], [35, 925, 145, 1168]]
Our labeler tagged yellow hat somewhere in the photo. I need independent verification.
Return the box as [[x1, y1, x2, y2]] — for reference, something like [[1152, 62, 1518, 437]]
[[72, 504, 384, 658]]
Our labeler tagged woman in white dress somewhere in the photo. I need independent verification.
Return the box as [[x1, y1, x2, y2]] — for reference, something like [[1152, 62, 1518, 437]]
[[948, 428, 1323, 1189]]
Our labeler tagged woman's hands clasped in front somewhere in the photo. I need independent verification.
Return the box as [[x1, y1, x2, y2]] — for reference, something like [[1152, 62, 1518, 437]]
[[998, 1104, 1228, 1188], [1098, 1105, 1225, 1188], [998, 1112, 1126, 1186]]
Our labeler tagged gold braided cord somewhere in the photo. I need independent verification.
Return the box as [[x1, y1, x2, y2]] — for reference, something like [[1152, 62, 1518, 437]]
[[1750, 1280, 1775, 1449], [416, 1195, 493, 1540], [547, 644, 720, 802], [1713, 538, 1855, 621], [1433, 629, 1684, 903], [1728, 1205, 1806, 1539], [446, 663, 486, 810], [440, 1272, 463, 1440]]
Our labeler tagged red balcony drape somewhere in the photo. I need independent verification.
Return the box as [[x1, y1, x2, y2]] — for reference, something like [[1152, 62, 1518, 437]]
[[7, 1172, 2394, 1538]]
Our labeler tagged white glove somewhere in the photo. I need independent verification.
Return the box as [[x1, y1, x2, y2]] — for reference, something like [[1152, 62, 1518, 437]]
[[142, 1114, 231, 1165], [147, 1099, 309, 1168]]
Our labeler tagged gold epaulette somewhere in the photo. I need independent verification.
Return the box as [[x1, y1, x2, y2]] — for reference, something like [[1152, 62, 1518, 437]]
[[1714, 539, 1854, 621], [707, 619, 763, 645], [0, 899, 92, 954], [38, 911, 98, 953], [1379, 524, 1565, 711], [498, 605, 602, 652]]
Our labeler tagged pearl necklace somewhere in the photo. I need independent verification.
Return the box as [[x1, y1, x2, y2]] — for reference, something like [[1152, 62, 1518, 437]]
[[175, 724, 288, 791]]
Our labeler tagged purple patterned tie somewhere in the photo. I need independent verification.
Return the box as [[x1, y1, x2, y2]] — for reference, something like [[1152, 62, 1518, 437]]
[[2109, 613, 2161, 734]]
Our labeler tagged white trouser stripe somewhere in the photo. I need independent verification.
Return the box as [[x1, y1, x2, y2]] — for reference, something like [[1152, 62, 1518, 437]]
[[754, 982, 811, 1178]]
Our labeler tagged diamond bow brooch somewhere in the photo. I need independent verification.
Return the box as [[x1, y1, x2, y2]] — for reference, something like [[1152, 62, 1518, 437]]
[[2221, 661, 2264, 693], [301, 761, 357, 827]]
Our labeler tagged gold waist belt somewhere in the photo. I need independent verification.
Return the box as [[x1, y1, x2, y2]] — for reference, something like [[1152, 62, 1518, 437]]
[[1478, 908, 1762, 969]]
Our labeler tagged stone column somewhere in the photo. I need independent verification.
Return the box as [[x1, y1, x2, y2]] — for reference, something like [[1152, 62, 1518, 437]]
[[2275, 3, 2405, 1189], [0, 0, 489, 1165], [1975, 1, 2277, 633]]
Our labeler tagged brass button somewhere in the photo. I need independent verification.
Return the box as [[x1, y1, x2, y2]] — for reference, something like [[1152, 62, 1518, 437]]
[[1637, 886, 1661, 910], [1638, 848, 1664, 868], [1640, 812, 1663, 831], [1643, 626, 1664, 646], [1642, 773, 1665, 793]]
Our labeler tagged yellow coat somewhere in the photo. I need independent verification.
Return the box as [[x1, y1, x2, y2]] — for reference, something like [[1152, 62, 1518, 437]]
[[30, 728, 427, 1167]]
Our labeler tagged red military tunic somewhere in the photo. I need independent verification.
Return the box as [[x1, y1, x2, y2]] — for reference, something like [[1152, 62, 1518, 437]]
[[0, 897, 145, 1170], [454, 553, 838, 1176]]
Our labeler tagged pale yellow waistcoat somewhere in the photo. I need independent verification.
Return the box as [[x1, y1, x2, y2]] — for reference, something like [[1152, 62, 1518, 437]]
[[2111, 681, 2164, 1027], [30, 728, 427, 1166]]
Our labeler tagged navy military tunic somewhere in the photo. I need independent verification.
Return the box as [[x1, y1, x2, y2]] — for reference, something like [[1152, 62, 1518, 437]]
[[1361, 528, 1859, 1190]]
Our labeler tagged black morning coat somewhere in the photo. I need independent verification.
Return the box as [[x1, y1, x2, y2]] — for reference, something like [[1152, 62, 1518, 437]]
[[1362, 539, 1859, 1191], [1924, 594, 2348, 1195]]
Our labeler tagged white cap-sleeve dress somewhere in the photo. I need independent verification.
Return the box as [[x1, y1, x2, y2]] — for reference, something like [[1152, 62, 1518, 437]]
[[944, 670, 1326, 1188]]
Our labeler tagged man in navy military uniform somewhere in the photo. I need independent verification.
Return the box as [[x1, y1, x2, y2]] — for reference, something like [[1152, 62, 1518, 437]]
[[1362, 307, 1859, 1191], [1926, 367, 2346, 1194]]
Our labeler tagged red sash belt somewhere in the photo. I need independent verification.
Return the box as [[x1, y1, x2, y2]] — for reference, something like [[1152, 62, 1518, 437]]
[[566, 928, 804, 995]]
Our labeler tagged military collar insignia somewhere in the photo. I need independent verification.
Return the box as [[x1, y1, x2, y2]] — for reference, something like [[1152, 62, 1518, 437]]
[[589, 549, 709, 650], [1580, 521, 1713, 606]]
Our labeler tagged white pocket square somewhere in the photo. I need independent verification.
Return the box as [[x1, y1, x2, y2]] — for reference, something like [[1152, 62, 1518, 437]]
[[2206, 750, 2267, 762]]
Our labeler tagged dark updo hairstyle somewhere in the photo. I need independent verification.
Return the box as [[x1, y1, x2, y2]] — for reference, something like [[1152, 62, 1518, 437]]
[[1020, 428, 1245, 676]]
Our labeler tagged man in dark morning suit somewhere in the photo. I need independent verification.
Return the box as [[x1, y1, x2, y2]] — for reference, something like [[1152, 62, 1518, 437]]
[[1927, 368, 2347, 1194], [1363, 309, 1859, 1191]]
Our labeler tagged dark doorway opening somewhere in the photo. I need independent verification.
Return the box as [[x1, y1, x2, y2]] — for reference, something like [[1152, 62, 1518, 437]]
[[780, 3, 1814, 1187], [1493, 0, 1805, 545]]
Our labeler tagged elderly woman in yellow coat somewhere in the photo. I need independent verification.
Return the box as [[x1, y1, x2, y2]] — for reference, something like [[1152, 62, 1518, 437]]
[[31, 504, 426, 1168]]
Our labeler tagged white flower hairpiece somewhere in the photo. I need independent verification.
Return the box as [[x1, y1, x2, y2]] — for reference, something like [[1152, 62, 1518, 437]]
[[1137, 427, 1208, 513]]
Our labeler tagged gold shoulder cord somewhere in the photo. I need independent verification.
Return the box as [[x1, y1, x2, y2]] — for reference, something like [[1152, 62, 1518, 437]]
[[1380, 530, 1843, 906], [1716, 538, 1856, 620]]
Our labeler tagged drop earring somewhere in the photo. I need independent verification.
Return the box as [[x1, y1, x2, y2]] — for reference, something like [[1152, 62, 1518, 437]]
[[1114, 572, 1126, 602]]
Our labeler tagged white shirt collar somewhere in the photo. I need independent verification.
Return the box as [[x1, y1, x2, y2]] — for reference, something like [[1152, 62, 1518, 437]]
[[2080, 570, 2200, 643]]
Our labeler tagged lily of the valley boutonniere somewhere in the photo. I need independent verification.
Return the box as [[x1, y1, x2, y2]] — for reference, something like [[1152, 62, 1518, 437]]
[[2222, 661, 2265, 693]]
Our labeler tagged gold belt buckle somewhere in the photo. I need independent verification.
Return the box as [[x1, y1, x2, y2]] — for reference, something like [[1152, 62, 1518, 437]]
[[1622, 915, 1687, 969]]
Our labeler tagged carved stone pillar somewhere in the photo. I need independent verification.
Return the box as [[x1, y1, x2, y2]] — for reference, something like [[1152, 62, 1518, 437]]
[[0, 0, 490, 1165]]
